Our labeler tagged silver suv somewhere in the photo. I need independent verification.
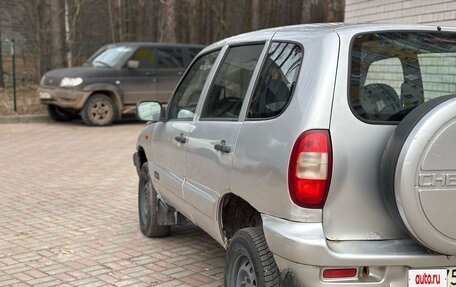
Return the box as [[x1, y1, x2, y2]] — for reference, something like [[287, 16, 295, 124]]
[[133, 23, 456, 286]]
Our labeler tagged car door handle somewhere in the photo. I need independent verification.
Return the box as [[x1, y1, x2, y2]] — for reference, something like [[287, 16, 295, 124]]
[[174, 134, 187, 144], [214, 140, 231, 153]]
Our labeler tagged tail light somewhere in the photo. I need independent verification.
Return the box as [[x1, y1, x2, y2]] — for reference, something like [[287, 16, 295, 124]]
[[322, 268, 357, 278], [288, 130, 332, 209]]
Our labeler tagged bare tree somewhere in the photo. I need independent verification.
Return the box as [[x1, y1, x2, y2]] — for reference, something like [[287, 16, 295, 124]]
[[0, 30, 4, 88], [160, 0, 177, 43], [64, 0, 85, 67], [251, 0, 261, 30], [48, 0, 64, 69]]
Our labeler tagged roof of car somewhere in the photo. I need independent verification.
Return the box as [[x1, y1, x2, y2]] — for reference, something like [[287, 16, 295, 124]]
[[103, 42, 205, 48], [202, 22, 456, 52], [236, 22, 453, 34]]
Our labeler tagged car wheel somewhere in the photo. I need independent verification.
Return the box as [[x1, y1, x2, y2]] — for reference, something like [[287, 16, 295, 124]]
[[81, 94, 116, 126], [47, 104, 75, 122], [225, 227, 279, 287], [138, 162, 170, 238], [381, 94, 456, 255]]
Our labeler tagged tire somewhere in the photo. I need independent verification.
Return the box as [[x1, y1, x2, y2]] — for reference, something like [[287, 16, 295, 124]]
[[225, 227, 279, 287], [47, 104, 75, 122], [381, 94, 456, 255], [81, 94, 116, 126], [138, 163, 170, 238]]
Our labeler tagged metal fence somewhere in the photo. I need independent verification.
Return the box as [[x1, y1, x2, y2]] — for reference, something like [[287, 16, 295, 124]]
[[0, 30, 103, 115]]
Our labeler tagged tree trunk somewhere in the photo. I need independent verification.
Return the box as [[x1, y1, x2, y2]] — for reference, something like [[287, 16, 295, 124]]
[[48, 0, 64, 69], [136, 0, 145, 41], [64, 0, 72, 67], [301, 0, 312, 23], [162, 0, 177, 43], [107, 0, 116, 42], [0, 29, 4, 88], [251, 0, 261, 30], [36, 0, 63, 74]]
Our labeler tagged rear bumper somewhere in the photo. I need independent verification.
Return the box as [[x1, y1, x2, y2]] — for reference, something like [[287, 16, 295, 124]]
[[262, 214, 456, 286], [38, 86, 90, 110]]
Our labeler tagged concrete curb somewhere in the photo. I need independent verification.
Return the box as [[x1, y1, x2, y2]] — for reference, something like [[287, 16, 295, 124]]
[[0, 114, 51, 123]]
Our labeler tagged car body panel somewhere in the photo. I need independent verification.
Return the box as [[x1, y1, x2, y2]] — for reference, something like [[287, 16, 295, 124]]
[[323, 25, 456, 241], [149, 121, 192, 202], [231, 29, 339, 222], [117, 65, 158, 105]]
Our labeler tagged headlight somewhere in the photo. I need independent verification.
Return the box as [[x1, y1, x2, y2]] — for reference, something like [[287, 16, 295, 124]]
[[60, 77, 83, 87]]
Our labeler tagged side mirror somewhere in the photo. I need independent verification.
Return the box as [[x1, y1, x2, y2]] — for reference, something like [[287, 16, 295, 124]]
[[127, 60, 139, 69], [136, 101, 165, 122]]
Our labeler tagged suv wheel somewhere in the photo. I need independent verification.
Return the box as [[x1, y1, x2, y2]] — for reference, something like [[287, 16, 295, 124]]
[[225, 228, 279, 287], [47, 104, 75, 122], [138, 163, 170, 238], [81, 94, 116, 126]]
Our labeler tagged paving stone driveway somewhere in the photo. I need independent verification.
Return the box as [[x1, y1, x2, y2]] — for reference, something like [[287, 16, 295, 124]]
[[0, 121, 225, 287]]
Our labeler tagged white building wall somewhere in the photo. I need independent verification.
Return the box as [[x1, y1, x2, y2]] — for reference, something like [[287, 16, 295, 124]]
[[345, 0, 456, 26]]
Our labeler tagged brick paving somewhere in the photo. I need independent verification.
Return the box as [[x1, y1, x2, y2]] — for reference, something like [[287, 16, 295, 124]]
[[0, 121, 225, 287]]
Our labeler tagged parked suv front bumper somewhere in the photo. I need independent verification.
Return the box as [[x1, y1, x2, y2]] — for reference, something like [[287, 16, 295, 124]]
[[262, 214, 456, 286], [38, 86, 91, 110]]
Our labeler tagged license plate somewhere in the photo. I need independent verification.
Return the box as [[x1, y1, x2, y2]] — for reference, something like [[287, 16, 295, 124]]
[[408, 269, 456, 287]]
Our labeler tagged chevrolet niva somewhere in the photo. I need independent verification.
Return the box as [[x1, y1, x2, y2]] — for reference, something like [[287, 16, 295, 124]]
[[133, 23, 456, 286]]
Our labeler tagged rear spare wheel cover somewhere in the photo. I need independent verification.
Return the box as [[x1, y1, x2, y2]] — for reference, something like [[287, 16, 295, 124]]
[[381, 95, 456, 255]]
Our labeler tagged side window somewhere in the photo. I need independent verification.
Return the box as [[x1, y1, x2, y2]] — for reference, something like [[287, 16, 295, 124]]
[[157, 47, 184, 69], [248, 42, 303, 119], [130, 47, 155, 69], [189, 48, 202, 61], [201, 44, 264, 119], [168, 50, 220, 120]]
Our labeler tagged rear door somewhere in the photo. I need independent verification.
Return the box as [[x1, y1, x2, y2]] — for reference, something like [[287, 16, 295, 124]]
[[155, 47, 186, 104], [119, 46, 158, 104], [183, 44, 266, 235], [148, 50, 220, 217]]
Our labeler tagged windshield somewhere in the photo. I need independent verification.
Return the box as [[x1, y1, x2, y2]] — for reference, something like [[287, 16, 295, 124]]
[[90, 46, 134, 68], [350, 32, 456, 122]]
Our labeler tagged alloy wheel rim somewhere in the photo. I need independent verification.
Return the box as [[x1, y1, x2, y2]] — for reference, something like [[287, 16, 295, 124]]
[[139, 178, 150, 225], [234, 254, 257, 287], [89, 100, 112, 123]]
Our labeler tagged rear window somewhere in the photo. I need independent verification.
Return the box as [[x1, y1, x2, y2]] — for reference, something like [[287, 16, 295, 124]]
[[350, 32, 456, 122]]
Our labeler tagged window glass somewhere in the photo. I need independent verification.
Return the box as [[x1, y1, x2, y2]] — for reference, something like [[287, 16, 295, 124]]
[[248, 42, 303, 119], [168, 50, 220, 120], [350, 32, 456, 122], [91, 46, 133, 67], [201, 44, 264, 119], [365, 58, 404, 96], [157, 47, 184, 69], [130, 47, 155, 69], [189, 48, 202, 61], [419, 53, 456, 100]]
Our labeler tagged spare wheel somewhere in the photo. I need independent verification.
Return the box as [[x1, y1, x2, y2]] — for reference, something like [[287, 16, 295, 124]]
[[381, 94, 456, 255]]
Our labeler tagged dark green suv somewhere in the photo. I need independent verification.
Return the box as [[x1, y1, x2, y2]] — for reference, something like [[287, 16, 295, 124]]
[[38, 42, 203, 126]]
